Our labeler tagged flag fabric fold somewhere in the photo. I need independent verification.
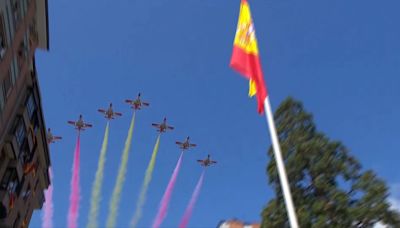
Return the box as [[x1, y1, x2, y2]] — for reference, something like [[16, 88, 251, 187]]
[[230, 0, 268, 114], [230, 1, 300, 227]]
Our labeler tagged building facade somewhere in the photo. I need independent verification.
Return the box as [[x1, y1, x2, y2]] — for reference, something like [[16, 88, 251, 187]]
[[0, 0, 49, 227]]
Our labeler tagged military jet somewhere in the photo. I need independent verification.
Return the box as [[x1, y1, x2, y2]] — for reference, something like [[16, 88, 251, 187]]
[[98, 103, 122, 120], [47, 128, 62, 144], [151, 117, 174, 133], [125, 93, 149, 110], [176, 136, 196, 150], [197, 154, 217, 167], [67, 115, 92, 131]]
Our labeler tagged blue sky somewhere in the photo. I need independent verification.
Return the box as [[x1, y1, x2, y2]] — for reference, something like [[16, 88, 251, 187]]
[[30, 0, 400, 227]]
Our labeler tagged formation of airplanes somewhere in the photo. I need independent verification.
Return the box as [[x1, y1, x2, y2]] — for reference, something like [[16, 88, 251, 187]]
[[48, 93, 217, 168]]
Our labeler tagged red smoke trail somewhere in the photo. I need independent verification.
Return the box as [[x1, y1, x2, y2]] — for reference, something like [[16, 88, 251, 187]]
[[67, 135, 81, 228], [152, 152, 184, 228], [179, 171, 205, 228], [42, 168, 54, 228]]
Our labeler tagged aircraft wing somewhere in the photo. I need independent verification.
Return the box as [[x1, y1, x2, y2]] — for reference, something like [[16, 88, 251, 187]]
[[142, 102, 149, 106], [152, 123, 160, 127], [176, 142, 183, 145], [125, 99, 133, 103], [67, 121, 76, 125], [84, 123, 93, 128], [210, 160, 217, 164], [197, 159, 204, 163], [190, 144, 197, 147], [167, 125, 174, 130], [54, 136, 62, 140], [98, 109, 106, 113], [115, 112, 122, 116]]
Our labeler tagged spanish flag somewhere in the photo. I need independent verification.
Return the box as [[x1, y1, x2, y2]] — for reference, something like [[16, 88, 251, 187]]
[[230, 0, 268, 114]]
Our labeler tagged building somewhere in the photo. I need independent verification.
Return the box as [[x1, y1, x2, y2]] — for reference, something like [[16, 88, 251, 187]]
[[218, 219, 261, 228], [0, 0, 49, 227]]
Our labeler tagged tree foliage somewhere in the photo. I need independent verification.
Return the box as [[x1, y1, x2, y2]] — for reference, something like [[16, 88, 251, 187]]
[[261, 98, 400, 228]]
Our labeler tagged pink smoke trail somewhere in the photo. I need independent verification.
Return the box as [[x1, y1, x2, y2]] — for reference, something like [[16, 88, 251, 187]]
[[42, 168, 54, 228], [152, 152, 184, 228], [67, 135, 81, 228], [179, 171, 205, 228]]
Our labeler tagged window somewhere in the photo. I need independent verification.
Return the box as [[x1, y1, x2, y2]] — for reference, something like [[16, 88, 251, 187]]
[[13, 213, 20, 228], [14, 117, 26, 148], [29, 22, 37, 48], [26, 93, 36, 119], [0, 169, 13, 190], [0, 168, 18, 193], [0, 149, 5, 163], [3, 72, 12, 98], [16, 176, 24, 195], [21, 0, 29, 17], [0, 13, 6, 60], [31, 112, 39, 132], [18, 139, 31, 165], [22, 184, 30, 201], [34, 178, 39, 192], [17, 41, 26, 67], [0, 71, 12, 111], [12, 0, 21, 29], [0, 83, 4, 111]]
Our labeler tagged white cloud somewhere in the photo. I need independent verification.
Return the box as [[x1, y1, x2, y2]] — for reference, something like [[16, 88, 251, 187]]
[[374, 223, 387, 228]]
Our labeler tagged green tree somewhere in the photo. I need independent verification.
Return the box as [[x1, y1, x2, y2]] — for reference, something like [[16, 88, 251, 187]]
[[261, 98, 400, 228]]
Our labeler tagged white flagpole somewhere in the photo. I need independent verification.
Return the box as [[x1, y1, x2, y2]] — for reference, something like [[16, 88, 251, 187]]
[[264, 96, 299, 228]]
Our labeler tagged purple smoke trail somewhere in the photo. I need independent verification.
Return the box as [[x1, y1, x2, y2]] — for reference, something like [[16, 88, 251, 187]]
[[42, 168, 54, 228], [67, 135, 81, 228], [179, 171, 205, 228], [152, 152, 184, 228]]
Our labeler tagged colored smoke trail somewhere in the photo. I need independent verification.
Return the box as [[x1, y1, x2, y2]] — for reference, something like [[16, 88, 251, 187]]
[[42, 168, 54, 228], [152, 152, 184, 228], [67, 135, 81, 228], [130, 135, 161, 228], [87, 122, 110, 228], [179, 171, 205, 228], [106, 113, 136, 228]]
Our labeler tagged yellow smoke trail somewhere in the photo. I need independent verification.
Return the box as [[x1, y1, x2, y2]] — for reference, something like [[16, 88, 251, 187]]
[[106, 112, 136, 228], [87, 122, 110, 228], [130, 135, 161, 228]]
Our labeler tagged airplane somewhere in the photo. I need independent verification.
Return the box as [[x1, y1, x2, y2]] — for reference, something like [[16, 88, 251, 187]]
[[197, 154, 217, 167], [125, 93, 149, 110], [176, 136, 196, 150], [151, 117, 174, 133], [98, 103, 122, 120], [67, 115, 92, 131], [47, 128, 62, 144]]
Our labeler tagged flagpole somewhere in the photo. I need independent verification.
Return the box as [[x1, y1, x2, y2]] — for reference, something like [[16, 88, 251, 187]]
[[264, 96, 299, 228]]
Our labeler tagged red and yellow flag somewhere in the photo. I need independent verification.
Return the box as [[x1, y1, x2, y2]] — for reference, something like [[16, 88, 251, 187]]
[[230, 0, 268, 114]]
